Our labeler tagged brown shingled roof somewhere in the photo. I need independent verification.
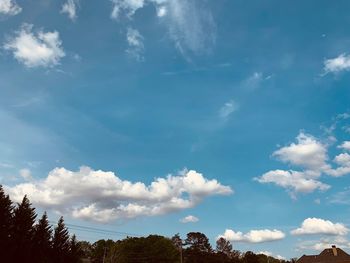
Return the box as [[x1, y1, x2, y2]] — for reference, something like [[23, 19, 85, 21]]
[[297, 247, 350, 263]]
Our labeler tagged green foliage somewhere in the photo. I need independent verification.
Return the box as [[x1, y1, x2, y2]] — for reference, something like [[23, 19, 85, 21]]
[[185, 232, 212, 253], [91, 239, 115, 263], [107, 235, 180, 263]]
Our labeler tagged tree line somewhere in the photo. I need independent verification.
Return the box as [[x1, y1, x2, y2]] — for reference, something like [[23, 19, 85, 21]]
[[1, 185, 295, 263], [0, 185, 82, 263], [81, 233, 293, 263]]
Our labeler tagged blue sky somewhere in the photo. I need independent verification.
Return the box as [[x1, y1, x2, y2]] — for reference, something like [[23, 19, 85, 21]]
[[1, 0, 350, 259]]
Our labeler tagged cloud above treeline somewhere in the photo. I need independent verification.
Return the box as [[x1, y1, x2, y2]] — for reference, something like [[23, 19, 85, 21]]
[[256, 131, 350, 198], [5, 167, 232, 223], [217, 229, 285, 243], [291, 218, 348, 236]]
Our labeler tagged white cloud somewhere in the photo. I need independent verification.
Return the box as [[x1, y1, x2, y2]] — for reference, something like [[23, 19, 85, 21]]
[[326, 153, 350, 177], [330, 188, 350, 205], [157, 5, 167, 17], [219, 100, 238, 120], [162, 0, 216, 56], [298, 237, 350, 251], [61, 0, 79, 20], [126, 27, 144, 61], [0, 0, 21, 16], [180, 215, 199, 223], [19, 169, 32, 181], [111, 0, 145, 19], [218, 229, 285, 243], [256, 132, 350, 197], [258, 251, 285, 260], [4, 24, 65, 68], [324, 54, 350, 74], [338, 141, 350, 151], [243, 72, 264, 89], [110, 0, 216, 56], [5, 166, 232, 223], [272, 133, 329, 172], [256, 170, 330, 197], [291, 218, 348, 236]]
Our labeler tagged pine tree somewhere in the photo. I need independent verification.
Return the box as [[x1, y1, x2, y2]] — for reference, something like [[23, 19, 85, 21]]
[[32, 212, 52, 263], [52, 216, 70, 263], [68, 234, 82, 263], [0, 185, 13, 262], [11, 195, 37, 262]]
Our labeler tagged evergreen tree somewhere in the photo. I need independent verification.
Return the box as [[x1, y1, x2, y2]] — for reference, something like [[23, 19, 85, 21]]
[[11, 195, 37, 262], [32, 212, 52, 263], [0, 185, 13, 262], [69, 234, 83, 263], [52, 216, 70, 263]]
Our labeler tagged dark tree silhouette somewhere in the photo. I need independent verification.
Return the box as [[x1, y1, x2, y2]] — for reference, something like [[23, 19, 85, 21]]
[[0, 185, 13, 262], [184, 232, 212, 263], [32, 212, 52, 263], [69, 234, 83, 263], [216, 237, 233, 255], [243, 251, 259, 263], [11, 195, 37, 262], [185, 232, 212, 253], [52, 216, 70, 263]]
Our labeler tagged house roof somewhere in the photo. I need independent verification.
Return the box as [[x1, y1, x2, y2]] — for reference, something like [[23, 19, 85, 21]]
[[297, 247, 350, 263]]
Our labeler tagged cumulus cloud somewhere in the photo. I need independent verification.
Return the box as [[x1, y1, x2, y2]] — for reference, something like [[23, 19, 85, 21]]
[[217, 229, 285, 243], [126, 27, 144, 61], [4, 24, 65, 68], [324, 54, 350, 74], [256, 170, 330, 197], [272, 133, 329, 172], [5, 166, 232, 223], [110, 0, 216, 57], [0, 0, 21, 16], [256, 132, 350, 197], [19, 169, 32, 181], [258, 251, 285, 260], [291, 218, 348, 236], [338, 141, 350, 151], [180, 215, 199, 223], [298, 237, 350, 251], [61, 0, 79, 20], [219, 100, 238, 120]]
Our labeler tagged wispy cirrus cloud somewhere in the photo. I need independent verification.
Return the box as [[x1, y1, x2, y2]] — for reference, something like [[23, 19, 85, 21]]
[[110, 0, 216, 58], [219, 100, 238, 120], [126, 27, 144, 61]]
